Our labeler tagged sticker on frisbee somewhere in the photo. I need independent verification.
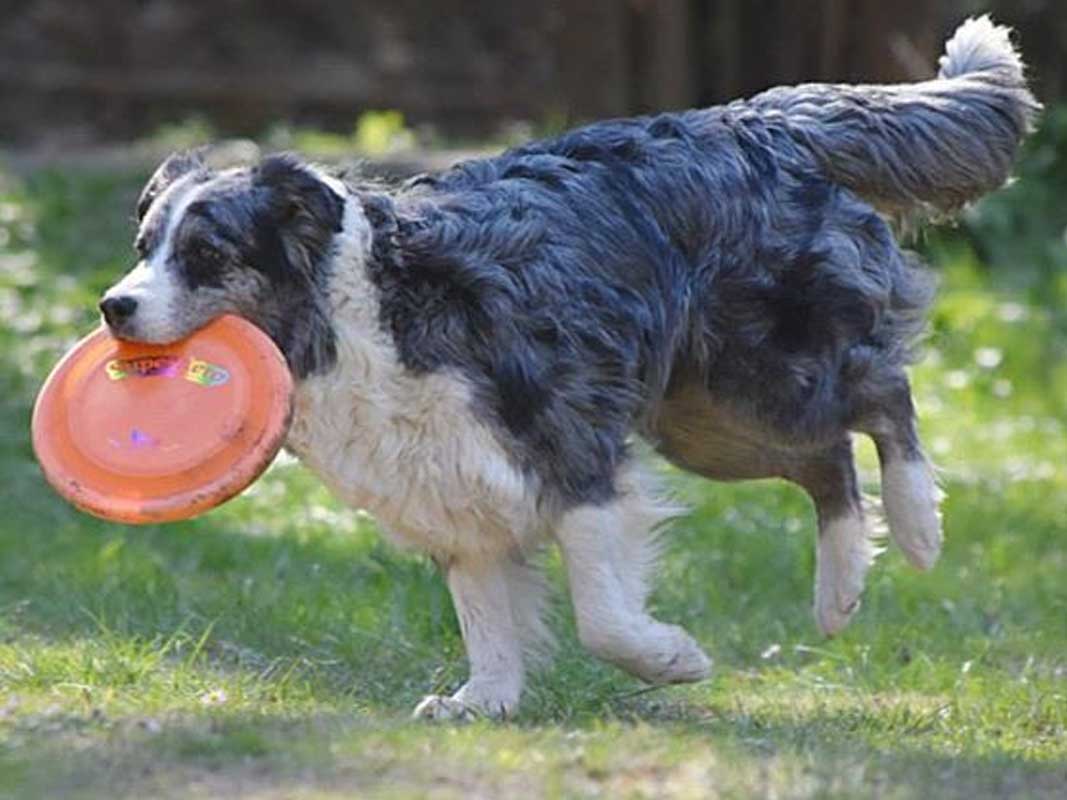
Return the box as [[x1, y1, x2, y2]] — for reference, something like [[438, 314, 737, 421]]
[[185, 358, 230, 387], [32, 315, 293, 524], [105, 354, 182, 381]]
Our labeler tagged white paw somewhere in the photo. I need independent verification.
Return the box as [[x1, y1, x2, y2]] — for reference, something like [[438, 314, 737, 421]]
[[882, 460, 943, 571], [815, 515, 876, 637], [814, 581, 863, 638], [412, 681, 519, 721], [633, 624, 713, 685]]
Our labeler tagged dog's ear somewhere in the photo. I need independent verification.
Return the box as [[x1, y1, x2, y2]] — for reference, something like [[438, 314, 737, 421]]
[[136, 149, 205, 220], [254, 154, 345, 279]]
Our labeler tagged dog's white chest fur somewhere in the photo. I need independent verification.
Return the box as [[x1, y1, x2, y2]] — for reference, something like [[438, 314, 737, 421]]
[[284, 199, 543, 560]]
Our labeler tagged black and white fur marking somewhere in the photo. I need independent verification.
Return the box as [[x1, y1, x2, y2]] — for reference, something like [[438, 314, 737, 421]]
[[102, 17, 1038, 719]]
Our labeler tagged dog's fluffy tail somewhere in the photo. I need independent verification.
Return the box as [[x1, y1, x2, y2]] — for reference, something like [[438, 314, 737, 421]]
[[744, 16, 1041, 215]]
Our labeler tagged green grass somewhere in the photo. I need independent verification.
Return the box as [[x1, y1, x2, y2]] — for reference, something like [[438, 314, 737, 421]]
[[1, 150, 1066, 800]]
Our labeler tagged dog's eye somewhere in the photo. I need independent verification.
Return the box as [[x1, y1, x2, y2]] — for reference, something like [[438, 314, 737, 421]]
[[193, 243, 224, 265], [182, 242, 228, 288]]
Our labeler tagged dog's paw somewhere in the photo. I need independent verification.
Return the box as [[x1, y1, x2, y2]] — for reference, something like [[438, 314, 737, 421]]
[[412, 681, 519, 722], [814, 514, 877, 637], [635, 624, 713, 685], [814, 584, 862, 638]]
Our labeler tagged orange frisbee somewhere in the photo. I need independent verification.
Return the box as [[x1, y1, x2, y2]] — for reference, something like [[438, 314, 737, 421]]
[[32, 315, 293, 524]]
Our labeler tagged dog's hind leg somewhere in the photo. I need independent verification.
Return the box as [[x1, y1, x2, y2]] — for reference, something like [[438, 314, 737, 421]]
[[554, 467, 711, 684], [790, 438, 879, 637], [859, 375, 943, 571], [413, 554, 527, 721]]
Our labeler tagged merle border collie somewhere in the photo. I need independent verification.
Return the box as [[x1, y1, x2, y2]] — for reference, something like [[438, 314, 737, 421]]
[[100, 18, 1037, 719]]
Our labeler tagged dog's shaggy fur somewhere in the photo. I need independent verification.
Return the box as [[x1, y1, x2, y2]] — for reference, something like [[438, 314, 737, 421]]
[[101, 17, 1038, 718]]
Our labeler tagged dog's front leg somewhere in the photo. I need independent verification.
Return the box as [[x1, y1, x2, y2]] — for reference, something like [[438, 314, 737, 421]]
[[413, 555, 525, 721], [556, 495, 711, 685]]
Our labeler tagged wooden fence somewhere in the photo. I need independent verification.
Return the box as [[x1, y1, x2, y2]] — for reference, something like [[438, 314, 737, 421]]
[[0, 0, 1063, 144]]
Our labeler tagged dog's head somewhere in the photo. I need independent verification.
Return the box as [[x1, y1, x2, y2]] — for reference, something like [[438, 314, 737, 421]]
[[100, 150, 347, 376]]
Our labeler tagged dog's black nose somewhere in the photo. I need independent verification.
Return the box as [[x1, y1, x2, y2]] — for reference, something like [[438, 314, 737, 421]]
[[99, 296, 138, 327]]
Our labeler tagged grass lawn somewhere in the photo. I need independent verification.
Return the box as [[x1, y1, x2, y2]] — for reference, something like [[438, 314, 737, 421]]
[[1, 146, 1065, 799]]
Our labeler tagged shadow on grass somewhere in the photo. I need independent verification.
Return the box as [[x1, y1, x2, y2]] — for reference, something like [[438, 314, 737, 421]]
[[4, 704, 1066, 799]]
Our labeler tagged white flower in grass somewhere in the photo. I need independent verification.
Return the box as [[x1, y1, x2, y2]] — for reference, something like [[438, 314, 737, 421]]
[[997, 302, 1026, 323], [974, 347, 1003, 369], [761, 643, 782, 661], [199, 688, 228, 707], [944, 370, 970, 390], [993, 379, 1013, 398]]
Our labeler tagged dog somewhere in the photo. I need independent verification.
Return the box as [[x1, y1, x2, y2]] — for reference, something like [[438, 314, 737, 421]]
[[100, 17, 1037, 719]]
